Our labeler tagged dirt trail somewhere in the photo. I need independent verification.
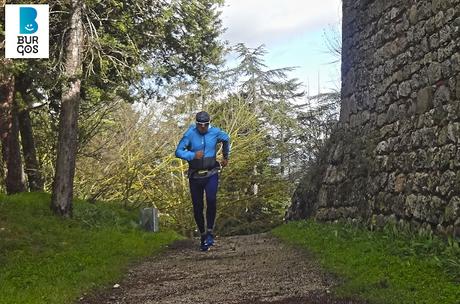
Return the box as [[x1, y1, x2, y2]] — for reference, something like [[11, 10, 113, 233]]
[[80, 233, 364, 304]]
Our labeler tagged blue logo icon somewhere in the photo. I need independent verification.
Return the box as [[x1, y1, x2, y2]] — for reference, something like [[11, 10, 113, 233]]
[[20, 7, 38, 34]]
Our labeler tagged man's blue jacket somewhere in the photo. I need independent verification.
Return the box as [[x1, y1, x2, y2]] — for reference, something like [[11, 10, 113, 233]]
[[175, 125, 230, 171]]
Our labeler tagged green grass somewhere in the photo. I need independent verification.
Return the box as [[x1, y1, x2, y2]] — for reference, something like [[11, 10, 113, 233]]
[[272, 220, 460, 304], [0, 192, 181, 304]]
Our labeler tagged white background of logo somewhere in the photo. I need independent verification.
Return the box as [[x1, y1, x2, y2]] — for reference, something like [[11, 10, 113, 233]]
[[5, 4, 49, 59]]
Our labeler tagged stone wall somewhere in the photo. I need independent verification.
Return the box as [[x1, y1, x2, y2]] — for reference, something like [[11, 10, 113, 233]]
[[288, 0, 460, 237]]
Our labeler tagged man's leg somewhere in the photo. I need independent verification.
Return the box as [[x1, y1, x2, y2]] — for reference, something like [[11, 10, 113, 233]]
[[190, 178, 209, 251], [205, 173, 219, 234], [189, 178, 205, 234]]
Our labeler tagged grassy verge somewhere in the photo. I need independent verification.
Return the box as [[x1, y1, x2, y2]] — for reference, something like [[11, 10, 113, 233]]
[[272, 220, 460, 304], [0, 192, 181, 304]]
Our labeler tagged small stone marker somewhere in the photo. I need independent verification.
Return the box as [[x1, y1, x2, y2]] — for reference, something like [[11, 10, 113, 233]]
[[140, 207, 159, 232]]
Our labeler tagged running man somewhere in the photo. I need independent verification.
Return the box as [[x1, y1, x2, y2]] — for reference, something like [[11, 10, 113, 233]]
[[175, 111, 230, 251]]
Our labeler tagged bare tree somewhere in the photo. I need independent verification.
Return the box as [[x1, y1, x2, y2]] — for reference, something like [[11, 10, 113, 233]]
[[18, 108, 44, 192], [0, 71, 26, 194], [15, 76, 45, 192], [51, 0, 84, 217]]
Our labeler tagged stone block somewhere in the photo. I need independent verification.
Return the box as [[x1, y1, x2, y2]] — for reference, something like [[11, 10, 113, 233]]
[[433, 85, 451, 106], [444, 196, 459, 222], [447, 122, 460, 143], [398, 81, 412, 97], [395, 174, 406, 193], [456, 75, 460, 99], [416, 87, 434, 114], [428, 62, 442, 84]]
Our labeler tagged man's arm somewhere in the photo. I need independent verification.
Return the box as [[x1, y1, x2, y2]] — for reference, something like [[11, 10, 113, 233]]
[[217, 129, 230, 166], [175, 136, 196, 161]]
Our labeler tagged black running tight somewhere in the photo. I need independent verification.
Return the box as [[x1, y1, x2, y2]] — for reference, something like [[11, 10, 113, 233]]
[[188, 173, 218, 234]]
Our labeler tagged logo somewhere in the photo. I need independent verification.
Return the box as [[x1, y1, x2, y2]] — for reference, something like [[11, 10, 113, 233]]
[[20, 7, 39, 34], [5, 4, 49, 58]]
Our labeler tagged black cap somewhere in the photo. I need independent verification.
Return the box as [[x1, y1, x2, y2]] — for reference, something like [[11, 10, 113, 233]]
[[196, 111, 210, 123]]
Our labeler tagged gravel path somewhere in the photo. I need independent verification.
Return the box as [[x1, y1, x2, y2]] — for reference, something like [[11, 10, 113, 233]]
[[80, 233, 365, 304]]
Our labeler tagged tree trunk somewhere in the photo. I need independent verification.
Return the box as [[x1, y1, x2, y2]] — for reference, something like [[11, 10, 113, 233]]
[[18, 109, 44, 191], [0, 73, 27, 194], [51, 0, 84, 217], [279, 128, 285, 176]]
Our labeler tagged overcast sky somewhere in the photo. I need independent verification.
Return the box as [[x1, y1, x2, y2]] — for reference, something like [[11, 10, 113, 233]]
[[220, 0, 342, 95]]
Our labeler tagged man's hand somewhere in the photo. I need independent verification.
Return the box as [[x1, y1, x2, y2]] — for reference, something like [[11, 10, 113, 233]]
[[194, 150, 204, 159], [220, 159, 228, 168]]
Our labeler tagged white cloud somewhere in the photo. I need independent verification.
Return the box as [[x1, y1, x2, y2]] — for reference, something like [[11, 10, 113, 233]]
[[220, 0, 342, 95], [221, 0, 342, 47]]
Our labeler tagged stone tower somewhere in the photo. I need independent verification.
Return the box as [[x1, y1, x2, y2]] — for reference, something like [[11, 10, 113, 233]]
[[288, 0, 460, 237]]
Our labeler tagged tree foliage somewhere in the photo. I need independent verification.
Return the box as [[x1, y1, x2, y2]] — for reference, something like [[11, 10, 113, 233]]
[[0, 0, 225, 194]]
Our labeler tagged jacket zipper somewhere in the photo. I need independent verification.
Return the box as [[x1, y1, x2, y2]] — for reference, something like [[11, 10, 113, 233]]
[[202, 134, 205, 168]]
